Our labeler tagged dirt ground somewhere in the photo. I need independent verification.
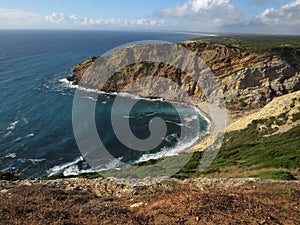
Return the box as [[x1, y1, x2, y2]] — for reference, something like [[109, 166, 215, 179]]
[[0, 178, 299, 224]]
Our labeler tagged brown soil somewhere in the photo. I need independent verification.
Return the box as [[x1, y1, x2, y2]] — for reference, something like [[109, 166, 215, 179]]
[[0, 178, 299, 224]]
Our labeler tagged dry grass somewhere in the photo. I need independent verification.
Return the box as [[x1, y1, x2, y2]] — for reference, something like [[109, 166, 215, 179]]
[[0, 181, 299, 224]]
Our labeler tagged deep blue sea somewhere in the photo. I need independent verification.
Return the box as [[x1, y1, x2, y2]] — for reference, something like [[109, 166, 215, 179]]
[[0, 30, 208, 178]]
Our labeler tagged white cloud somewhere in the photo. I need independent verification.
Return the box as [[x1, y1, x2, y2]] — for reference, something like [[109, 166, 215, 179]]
[[0, 8, 41, 19], [0, 8, 42, 28], [156, 0, 240, 26], [45, 12, 164, 27], [45, 12, 66, 24], [1, 2, 299, 34], [255, 0, 300, 25], [154, 0, 300, 34]]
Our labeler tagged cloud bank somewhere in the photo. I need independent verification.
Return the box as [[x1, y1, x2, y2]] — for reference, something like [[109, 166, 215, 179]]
[[45, 12, 164, 27], [0, 1, 299, 34], [156, 0, 240, 27], [0, 8, 42, 28], [255, 0, 300, 25], [156, 0, 300, 34]]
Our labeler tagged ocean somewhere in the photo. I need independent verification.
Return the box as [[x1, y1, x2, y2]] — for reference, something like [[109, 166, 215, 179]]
[[0, 30, 208, 178]]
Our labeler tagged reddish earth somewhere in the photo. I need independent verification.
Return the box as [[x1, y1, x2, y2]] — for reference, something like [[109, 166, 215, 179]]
[[0, 178, 299, 224]]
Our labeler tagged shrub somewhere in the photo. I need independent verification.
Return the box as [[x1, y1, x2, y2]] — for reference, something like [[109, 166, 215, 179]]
[[0, 171, 19, 181], [249, 171, 296, 180]]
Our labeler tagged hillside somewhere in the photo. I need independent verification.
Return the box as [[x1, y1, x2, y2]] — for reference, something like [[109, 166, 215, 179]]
[[67, 35, 300, 110], [227, 90, 300, 132]]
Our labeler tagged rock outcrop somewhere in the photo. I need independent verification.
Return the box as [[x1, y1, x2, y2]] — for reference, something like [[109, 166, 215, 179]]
[[67, 56, 97, 85], [67, 41, 300, 110], [221, 56, 299, 109]]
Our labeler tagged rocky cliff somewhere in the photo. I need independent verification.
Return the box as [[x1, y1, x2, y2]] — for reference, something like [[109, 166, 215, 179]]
[[67, 38, 300, 110]]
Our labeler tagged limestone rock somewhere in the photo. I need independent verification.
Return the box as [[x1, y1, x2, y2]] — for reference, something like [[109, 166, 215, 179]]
[[67, 41, 299, 110]]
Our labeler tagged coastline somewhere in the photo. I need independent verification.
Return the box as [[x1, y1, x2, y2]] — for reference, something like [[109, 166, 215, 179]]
[[59, 33, 300, 178], [61, 77, 212, 157]]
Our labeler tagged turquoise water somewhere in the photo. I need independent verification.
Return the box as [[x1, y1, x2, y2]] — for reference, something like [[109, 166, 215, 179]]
[[0, 30, 207, 178]]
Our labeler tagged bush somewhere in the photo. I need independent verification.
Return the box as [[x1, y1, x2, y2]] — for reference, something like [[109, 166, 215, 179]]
[[292, 112, 300, 122], [42, 172, 103, 180], [0, 171, 19, 181], [249, 171, 296, 180]]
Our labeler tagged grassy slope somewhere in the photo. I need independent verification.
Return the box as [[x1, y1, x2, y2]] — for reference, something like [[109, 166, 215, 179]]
[[174, 123, 300, 180]]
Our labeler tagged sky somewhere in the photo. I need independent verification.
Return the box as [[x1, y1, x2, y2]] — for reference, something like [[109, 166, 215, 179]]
[[0, 0, 299, 34]]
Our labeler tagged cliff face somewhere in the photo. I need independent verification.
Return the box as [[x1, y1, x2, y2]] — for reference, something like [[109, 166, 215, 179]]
[[221, 56, 299, 109], [67, 41, 300, 109], [67, 56, 97, 85]]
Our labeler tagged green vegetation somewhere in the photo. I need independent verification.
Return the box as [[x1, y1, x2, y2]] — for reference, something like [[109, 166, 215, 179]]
[[227, 98, 251, 109], [132, 158, 164, 167], [223, 115, 287, 148], [193, 35, 300, 51], [238, 98, 248, 108], [172, 151, 203, 180], [0, 171, 19, 181], [249, 171, 296, 180], [42, 172, 103, 180], [292, 112, 300, 122], [173, 124, 300, 180], [192, 35, 300, 69]]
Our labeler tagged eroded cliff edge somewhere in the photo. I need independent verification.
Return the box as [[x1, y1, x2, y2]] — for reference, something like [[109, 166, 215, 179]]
[[67, 36, 300, 112]]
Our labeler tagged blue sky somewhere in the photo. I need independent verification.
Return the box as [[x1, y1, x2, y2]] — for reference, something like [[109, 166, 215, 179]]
[[0, 0, 299, 34]]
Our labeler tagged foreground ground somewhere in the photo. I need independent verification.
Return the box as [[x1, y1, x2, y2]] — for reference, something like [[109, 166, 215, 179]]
[[0, 177, 299, 224]]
